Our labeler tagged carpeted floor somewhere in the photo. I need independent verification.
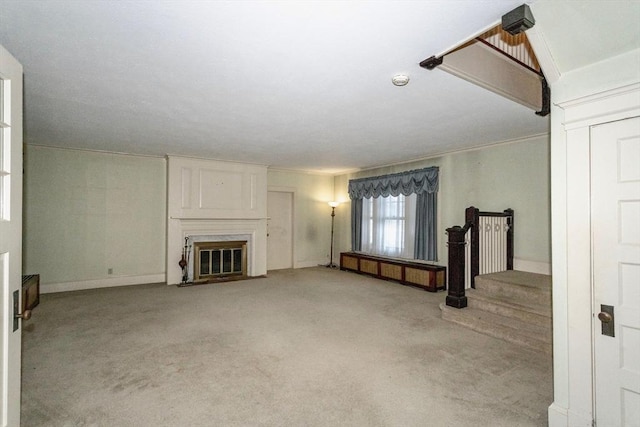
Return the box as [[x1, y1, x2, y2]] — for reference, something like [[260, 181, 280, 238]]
[[21, 267, 552, 426]]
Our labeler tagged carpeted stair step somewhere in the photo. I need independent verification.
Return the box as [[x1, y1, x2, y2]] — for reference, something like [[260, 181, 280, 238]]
[[474, 271, 551, 307], [440, 303, 551, 353], [466, 288, 551, 327]]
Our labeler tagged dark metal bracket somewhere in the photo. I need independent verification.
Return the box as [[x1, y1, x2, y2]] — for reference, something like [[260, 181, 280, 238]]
[[535, 76, 551, 117], [419, 55, 443, 70]]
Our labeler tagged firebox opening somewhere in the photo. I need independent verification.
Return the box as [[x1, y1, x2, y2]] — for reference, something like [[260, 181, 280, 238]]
[[194, 240, 247, 282]]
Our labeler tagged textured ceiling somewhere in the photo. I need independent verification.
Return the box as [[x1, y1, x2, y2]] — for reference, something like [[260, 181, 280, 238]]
[[0, 1, 634, 174]]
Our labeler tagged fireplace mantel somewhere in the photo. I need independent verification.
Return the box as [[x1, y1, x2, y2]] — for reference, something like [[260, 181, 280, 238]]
[[166, 156, 268, 285], [170, 217, 269, 220]]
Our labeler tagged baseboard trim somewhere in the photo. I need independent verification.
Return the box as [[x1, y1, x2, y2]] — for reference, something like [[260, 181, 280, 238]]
[[40, 273, 166, 294], [548, 403, 568, 427], [567, 409, 594, 427], [295, 260, 327, 269], [514, 258, 551, 275]]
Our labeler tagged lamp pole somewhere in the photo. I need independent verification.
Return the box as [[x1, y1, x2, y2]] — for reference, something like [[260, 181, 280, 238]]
[[327, 201, 339, 268]]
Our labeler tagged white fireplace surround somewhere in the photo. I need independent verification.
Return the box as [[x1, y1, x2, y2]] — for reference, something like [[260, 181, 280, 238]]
[[166, 156, 268, 285], [167, 218, 266, 284]]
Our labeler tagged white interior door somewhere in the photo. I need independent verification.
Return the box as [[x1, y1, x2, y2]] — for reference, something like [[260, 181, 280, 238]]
[[267, 191, 293, 270], [591, 116, 640, 427], [0, 45, 23, 427]]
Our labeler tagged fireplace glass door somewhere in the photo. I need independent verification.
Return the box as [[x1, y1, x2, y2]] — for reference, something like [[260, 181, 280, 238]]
[[194, 241, 247, 282]]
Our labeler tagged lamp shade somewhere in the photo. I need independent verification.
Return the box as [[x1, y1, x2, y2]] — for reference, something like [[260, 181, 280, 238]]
[[328, 201, 339, 208]]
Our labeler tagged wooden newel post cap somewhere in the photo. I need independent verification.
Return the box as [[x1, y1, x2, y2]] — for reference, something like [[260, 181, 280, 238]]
[[446, 226, 467, 243]]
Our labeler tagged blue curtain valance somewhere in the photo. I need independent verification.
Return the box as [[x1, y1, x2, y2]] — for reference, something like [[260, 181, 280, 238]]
[[348, 167, 439, 199]]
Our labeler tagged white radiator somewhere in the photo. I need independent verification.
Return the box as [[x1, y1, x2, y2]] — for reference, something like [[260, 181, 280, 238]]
[[464, 216, 510, 289]]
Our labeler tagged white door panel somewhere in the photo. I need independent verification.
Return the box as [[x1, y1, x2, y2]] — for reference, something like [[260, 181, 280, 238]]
[[0, 44, 23, 427], [267, 191, 293, 270], [591, 116, 640, 427]]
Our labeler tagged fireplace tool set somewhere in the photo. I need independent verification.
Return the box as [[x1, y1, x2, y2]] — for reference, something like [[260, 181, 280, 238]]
[[178, 237, 191, 284]]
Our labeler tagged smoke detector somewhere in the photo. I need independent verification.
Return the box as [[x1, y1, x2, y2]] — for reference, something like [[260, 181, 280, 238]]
[[392, 74, 410, 86]]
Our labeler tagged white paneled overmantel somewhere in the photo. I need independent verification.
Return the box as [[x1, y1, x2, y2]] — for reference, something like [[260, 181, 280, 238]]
[[166, 156, 268, 285], [168, 155, 266, 219]]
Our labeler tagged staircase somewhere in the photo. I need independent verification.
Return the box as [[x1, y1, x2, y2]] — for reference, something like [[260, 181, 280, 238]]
[[440, 270, 552, 353]]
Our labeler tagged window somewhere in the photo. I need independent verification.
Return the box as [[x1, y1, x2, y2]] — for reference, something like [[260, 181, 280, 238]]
[[0, 78, 10, 220], [349, 166, 439, 261], [361, 194, 416, 259]]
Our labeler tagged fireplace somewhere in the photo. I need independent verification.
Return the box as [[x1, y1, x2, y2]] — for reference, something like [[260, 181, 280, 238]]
[[166, 156, 268, 285], [194, 240, 247, 282]]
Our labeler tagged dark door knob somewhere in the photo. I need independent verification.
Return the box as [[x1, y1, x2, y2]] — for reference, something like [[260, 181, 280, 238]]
[[15, 309, 32, 321], [598, 311, 612, 323]]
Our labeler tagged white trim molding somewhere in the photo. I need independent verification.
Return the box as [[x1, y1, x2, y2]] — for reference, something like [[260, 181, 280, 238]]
[[513, 258, 551, 275], [295, 260, 326, 269], [40, 273, 166, 294], [559, 83, 640, 130]]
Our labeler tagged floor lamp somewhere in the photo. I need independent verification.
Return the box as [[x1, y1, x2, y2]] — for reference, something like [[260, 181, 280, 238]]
[[325, 201, 339, 268]]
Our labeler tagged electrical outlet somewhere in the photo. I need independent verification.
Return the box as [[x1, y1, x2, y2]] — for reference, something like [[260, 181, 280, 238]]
[[108, 268, 113, 275]]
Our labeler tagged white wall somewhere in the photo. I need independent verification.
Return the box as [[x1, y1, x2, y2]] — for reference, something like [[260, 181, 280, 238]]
[[23, 146, 166, 292], [267, 169, 335, 268], [22, 149, 334, 291], [334, 134, 551, 273]]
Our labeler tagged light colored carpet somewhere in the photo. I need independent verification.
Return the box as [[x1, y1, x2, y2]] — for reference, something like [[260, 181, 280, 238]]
[[21, 267, 552, 427]]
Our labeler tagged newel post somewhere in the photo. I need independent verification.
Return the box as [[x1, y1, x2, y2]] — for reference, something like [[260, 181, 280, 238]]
[[446, 225, 468, 308], [505, 208, 514, 271]]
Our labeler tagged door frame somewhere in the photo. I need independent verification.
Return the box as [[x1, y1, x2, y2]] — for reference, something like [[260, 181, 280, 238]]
[[0, 44, 23, 427], [267, 186, 295, 270], [550, 83, 640, 426]]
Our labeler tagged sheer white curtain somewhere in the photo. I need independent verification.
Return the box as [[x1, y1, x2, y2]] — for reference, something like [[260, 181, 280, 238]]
[[361, 194, 416, 258]]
